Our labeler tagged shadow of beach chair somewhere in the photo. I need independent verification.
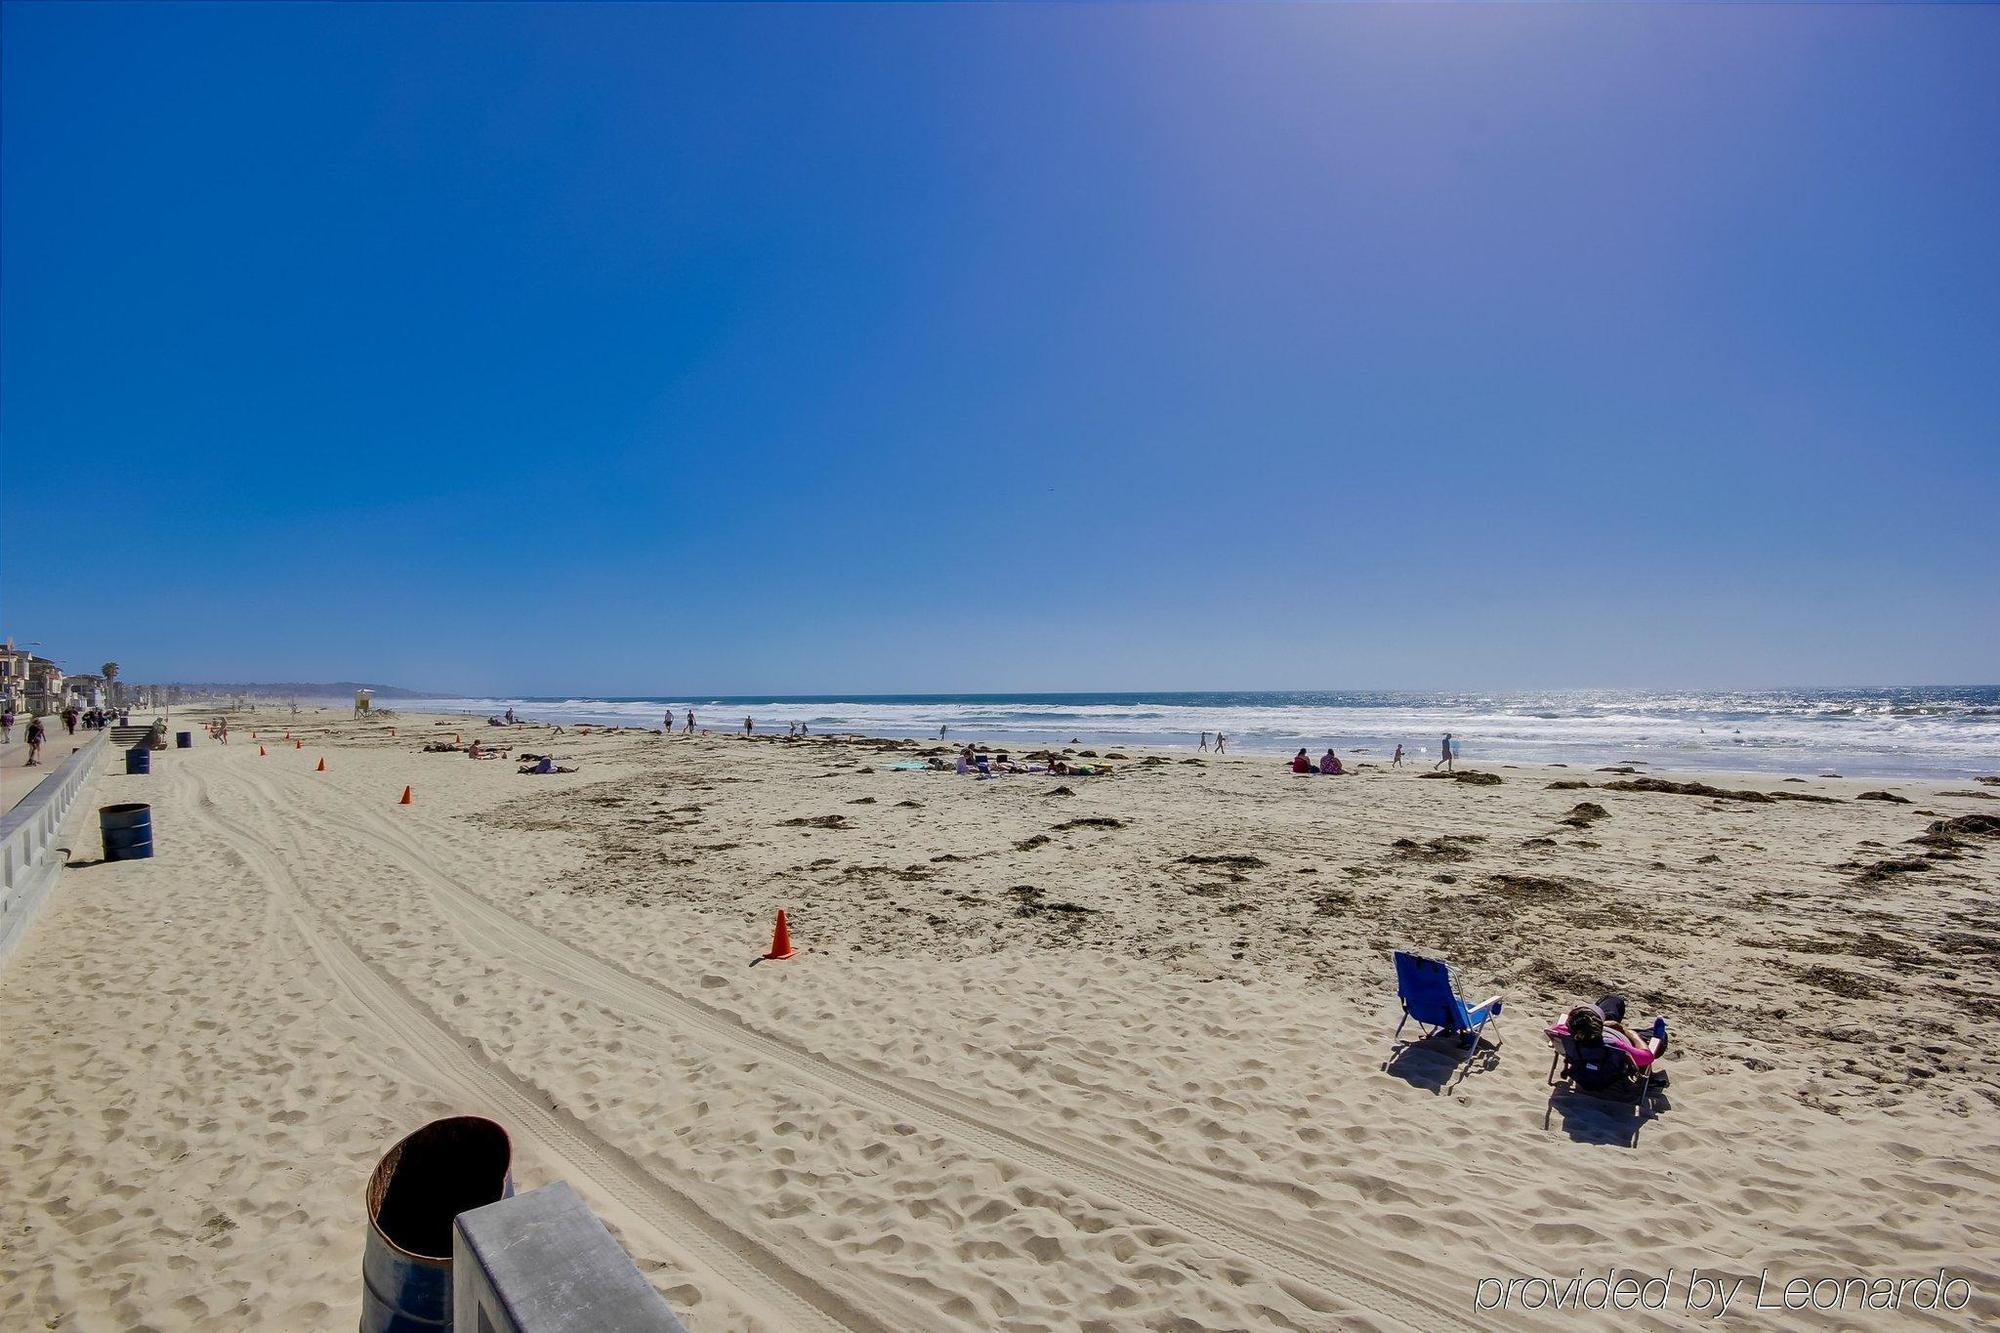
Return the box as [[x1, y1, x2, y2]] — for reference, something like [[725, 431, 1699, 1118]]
[[1384, 951, 1502, 1089], [1544, 1026, 1659, 1146]]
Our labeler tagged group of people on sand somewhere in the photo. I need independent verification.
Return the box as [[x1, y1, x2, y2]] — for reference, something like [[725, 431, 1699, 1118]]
[[1288, 733, 1455, 776], [1202, 731, 1458, 770], [1291, 747, 1348, 775]]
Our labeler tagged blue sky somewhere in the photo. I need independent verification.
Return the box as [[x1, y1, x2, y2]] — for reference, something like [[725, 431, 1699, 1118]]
[[3, 3, 1995, 694]]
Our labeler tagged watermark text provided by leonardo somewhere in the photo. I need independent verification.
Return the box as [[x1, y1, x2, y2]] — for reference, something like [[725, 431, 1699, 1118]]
[[1473, 1268, 1973, 1319]]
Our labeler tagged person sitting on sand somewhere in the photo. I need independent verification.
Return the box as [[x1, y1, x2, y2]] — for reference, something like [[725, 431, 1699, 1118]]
[[956, 745, 975, 775], [1291, 748, 1313, 774], [1048, 758, 1069, 776], [518, 755, 576, 775], [1319, 748, 1343, 775]]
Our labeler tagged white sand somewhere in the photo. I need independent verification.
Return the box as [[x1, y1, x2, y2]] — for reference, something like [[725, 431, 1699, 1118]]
[[2, 709, 1996, 1330]]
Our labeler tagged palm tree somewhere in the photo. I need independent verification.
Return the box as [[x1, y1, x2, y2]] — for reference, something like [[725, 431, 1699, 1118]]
[[102, 661, 120, 708]]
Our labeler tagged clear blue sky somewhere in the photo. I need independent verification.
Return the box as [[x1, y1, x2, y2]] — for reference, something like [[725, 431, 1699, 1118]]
[[3, 3, 1995, 695]]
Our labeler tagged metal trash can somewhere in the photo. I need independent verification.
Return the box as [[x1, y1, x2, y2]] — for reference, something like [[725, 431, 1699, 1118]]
[[125, 747, 151, 775], [101, 803, 155, 860], [175, 731, 193, 748], [361, 1116, 513, 1333]]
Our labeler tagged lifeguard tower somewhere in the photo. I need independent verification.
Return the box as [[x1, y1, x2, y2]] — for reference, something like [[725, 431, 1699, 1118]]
[[354, 688, 373, 717]]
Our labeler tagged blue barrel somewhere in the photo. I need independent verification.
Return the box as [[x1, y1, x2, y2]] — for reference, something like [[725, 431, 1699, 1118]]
[[125, 747, 151, 775], [361, 1117, 513, 1333], [100, 803, 154, 861], [175, 731, 193, 749]]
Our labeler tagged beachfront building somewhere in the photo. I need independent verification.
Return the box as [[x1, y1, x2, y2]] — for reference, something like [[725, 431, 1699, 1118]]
[[24, 657, 65, 716], [0, 643, 25, 714], [65, 674, 106, 709]]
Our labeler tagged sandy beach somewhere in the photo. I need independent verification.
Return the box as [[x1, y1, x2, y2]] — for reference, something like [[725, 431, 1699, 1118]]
[[2, 709, 1996, 1331]]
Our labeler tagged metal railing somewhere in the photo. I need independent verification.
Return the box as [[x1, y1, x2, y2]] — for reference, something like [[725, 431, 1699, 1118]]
[[0, 730, 109, 969]]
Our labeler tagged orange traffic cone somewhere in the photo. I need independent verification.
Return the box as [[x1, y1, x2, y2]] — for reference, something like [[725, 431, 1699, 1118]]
[[398, 786, 412, 805], [762, 910, 797, 961], [316, 757, 326, 772], [258, 745, 267, 756]]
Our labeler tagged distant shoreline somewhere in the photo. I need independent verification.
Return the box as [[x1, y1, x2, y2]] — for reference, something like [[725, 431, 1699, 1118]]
[[255, 688, 2000, 781]]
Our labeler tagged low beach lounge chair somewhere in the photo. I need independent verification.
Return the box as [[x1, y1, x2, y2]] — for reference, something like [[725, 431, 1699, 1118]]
[[1545, 1025, 1654, 1107], [1389, 951, 1502, 1075], [1544, 1023, 1659, 1144]]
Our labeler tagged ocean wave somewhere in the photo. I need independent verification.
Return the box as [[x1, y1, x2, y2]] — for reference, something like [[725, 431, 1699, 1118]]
[[385, 687, 2000, 780]]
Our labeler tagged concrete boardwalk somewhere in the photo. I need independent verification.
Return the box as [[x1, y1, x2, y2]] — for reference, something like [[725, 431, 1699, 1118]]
[[0, 718, 102, 817]]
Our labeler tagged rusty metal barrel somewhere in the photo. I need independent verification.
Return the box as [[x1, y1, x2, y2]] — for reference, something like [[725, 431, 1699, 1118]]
[[360, 1116, 512, 1333]]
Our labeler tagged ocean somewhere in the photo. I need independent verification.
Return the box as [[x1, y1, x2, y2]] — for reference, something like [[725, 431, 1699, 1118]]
[[382, 687, 2000, 780]]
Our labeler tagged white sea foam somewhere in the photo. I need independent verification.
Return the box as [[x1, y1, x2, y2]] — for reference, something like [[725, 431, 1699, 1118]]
[[386, 688, 2000, 779]]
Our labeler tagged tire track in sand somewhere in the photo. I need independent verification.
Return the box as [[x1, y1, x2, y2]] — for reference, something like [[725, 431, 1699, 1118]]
[[232, 759, 1461, 1333], [182, 763, 904, 1333]]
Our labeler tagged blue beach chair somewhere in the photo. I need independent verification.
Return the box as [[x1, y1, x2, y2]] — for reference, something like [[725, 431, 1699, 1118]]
[[1389, 952, 1503, 1077]]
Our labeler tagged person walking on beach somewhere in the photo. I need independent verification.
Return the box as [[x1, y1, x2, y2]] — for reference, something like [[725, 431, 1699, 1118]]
[[1433, 733, 1454, 771], [1392, 743, 1405, 766], [744, 716, 754, 735], [1199, 731, 1209, 751], [940, 724, 948, 740], [1214, 732, 1227, 753], [25, 715, 46, 766], [685, 710, 695, 734]]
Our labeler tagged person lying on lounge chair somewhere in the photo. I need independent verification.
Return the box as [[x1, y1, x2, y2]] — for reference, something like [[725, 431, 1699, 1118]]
[[1551, 996, 1668, 1073]]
